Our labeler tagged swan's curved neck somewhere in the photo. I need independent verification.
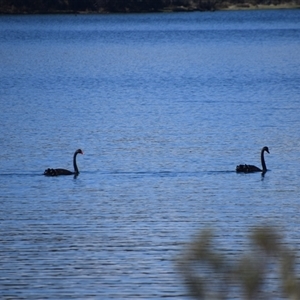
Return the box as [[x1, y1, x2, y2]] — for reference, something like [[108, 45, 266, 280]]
[[73, 152, 79, 174], [261, 149, 267, 171]]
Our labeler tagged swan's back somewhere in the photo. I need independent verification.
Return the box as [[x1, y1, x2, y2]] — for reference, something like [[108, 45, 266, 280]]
[[236, 164, 262, 173], [44, 168, 74, 176]]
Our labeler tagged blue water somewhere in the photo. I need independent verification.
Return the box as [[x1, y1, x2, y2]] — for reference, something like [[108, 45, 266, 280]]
[[1, 10, 300, 299]]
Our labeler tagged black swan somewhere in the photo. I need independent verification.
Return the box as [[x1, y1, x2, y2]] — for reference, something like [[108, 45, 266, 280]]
[[236, 146, 269, 173], [44, 149, 83, 176]]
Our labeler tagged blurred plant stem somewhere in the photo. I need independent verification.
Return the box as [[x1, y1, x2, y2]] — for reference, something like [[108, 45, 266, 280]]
[[178, 226, 300, 300]]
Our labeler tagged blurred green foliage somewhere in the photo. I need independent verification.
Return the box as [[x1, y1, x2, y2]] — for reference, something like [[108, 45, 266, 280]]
[[178, 226, 300, 299]]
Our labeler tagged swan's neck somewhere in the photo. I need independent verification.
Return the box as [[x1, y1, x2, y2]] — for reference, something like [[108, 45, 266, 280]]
[[73, 152, 79, 174], [261, 149, 267, 171]]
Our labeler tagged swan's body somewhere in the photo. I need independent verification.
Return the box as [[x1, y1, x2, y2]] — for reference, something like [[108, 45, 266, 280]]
[[44, 149, 83, 176], [236, 146, 269, 173]]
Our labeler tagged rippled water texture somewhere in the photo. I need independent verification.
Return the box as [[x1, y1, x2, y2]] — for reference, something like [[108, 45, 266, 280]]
[[1, 10, 300, 299]]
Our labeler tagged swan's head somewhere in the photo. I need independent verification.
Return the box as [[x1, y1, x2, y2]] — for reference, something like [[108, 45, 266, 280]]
[[76, 149, 84, 155], [263, 146, 269, 154]]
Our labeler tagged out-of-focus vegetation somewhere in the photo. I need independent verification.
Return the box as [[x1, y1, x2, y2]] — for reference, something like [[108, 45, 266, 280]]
[[0, 0, 300, 13], [178, 226, 300, 299]]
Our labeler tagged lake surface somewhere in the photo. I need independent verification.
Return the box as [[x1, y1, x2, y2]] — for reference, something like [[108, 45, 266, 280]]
[[1, 9, 300, 299]]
